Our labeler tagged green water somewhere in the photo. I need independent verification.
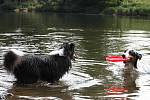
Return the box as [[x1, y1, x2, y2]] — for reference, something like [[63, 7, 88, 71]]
[[0, 12, 150, 99]]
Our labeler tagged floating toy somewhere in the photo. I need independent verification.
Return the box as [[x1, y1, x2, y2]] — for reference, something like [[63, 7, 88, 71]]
[[106, 55, 127, 62], [105, 87, 128, 95]]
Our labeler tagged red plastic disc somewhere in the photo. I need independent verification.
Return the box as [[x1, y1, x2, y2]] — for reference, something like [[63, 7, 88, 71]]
[[106, 55, 127, 62], [105, 87, 128, 95]]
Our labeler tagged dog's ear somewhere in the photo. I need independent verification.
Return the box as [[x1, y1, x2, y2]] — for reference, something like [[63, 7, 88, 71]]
[[124, 49, 127, 53], [136, 53, 142, 60], [69, 43, 75, 50]]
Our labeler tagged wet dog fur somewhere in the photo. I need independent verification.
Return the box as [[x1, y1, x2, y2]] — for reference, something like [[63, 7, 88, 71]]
[[122, 49, 142, 70], [3, 43, 75, 84]]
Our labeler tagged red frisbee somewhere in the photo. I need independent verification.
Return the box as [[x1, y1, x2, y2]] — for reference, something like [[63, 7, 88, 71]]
[[105, 87, 128, 95], [106, 55, 127, 62]]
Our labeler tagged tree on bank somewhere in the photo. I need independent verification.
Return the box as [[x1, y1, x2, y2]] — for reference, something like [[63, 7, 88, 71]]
[[0, 0, 37, 10], [0, 0, 121, 12], [0, 0, 150, 16]]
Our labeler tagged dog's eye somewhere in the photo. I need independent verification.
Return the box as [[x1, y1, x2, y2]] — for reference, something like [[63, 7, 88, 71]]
[[129, 50, 136, 56]]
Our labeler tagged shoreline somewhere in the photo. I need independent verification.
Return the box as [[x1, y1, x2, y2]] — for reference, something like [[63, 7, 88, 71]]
[[0, 0, 150, 17]]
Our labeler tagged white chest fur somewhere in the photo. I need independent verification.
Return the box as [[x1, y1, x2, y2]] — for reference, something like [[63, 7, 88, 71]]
[[49, 48, 64, 56], [10, 49, 25, 56]]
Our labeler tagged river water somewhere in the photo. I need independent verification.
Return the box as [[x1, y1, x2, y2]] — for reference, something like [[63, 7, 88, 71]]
[[0, 12, 150, 100]]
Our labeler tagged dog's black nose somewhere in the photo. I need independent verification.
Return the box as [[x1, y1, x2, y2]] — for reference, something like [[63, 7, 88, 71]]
[[122, 54, 126, 58]]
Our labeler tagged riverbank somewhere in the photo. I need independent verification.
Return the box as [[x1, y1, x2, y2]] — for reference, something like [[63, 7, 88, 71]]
[[102, 0, 150, 16], [0, 0, 150, 16]]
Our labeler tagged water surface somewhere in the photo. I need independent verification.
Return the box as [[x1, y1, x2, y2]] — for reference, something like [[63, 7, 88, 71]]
[[0, 12, 150, 99]]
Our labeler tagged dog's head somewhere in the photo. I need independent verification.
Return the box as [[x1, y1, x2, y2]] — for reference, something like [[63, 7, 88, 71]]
[[62, 43, 75, 60], [122, 49, 142, 69], [49, 43, 75, 60]]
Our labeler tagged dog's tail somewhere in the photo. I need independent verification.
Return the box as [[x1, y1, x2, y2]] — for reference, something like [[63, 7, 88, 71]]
[[3, 49, 23, 72]]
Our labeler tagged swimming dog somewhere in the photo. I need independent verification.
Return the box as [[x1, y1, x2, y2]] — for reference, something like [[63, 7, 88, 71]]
[[122, 49, 142, 70], [121, 49, 142, 91]]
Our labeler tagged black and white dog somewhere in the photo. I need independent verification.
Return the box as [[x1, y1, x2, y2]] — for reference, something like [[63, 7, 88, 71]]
[[3, 43, 75, 84], [121, 49, 143, 91], [122, 49, 142, 70]]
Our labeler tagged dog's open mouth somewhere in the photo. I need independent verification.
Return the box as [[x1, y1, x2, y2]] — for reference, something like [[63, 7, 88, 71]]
[[72, 53, 78, 61], [122, 55, 129, 63], [122, 56, 134, 63]]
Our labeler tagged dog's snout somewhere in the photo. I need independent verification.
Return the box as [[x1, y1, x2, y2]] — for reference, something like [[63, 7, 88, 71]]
[[122, 54, 126, 58]]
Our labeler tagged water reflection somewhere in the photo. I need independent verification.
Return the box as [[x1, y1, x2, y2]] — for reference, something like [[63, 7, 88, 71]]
[[0, 12, 150, 99], [7, 83, 73, 100]]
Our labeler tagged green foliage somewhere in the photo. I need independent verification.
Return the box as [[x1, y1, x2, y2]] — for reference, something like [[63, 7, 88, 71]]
[[0, 2, 17, 10], [0, 0, 150, 16], [102, 7, 117, 15], [36, 0, 63, 12], [105, 0, 122, 7], [102, 0, 150, 16]]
